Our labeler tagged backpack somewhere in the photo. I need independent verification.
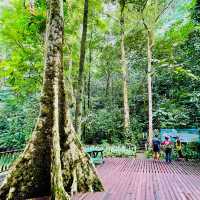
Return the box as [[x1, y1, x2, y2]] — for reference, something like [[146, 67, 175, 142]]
[[153, 139, 160, 150], [163, 141, 173, 150]]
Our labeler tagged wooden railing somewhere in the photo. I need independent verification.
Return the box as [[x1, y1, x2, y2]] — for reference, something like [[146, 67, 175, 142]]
[[0, 149, 23, 172]]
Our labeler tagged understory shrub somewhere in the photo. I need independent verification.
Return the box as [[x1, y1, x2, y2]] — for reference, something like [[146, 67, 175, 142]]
[[0, 91, 39, 149], [84, 107, 124, 144]]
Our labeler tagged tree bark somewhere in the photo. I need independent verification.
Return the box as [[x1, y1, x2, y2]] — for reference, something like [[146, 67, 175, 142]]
[[65, 51, 75, 109], [23, 0, 26, 9], [105, 71, 111, 97], [120, 2, 130, 136], [82, 81, 87, 142], [87, 67, 91, 109], [75, 0, 89, 137], [87, 43, 92, 109], [0, 0, 103, 199], [147, 30, 154, 145]]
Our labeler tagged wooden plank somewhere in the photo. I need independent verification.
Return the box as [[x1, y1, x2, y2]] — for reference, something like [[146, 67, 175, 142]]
[[0, 158, 199, 200], [73, 158, 200, 200]]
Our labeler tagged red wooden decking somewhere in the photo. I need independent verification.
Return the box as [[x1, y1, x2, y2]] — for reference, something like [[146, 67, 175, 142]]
[[73, 158, 200, 200]]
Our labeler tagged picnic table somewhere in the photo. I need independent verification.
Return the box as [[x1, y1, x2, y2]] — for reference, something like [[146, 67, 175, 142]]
[[84, 147, 104, 165]]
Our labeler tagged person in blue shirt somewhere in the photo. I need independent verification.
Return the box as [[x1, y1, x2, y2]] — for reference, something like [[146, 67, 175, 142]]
[[152, 134, 161, 160]]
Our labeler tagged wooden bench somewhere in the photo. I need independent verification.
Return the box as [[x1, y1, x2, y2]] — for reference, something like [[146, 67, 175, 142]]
[[84, 147, 104, 165]]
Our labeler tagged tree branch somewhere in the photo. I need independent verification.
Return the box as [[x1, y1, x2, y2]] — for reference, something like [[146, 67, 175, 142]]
[[155, 0, 174, 23], [141, 0, 148, 12], [103, 12, 119, 22], [141, 0, 149, 30], [126, 0, 148, 12], [142, 17, 149, 31]]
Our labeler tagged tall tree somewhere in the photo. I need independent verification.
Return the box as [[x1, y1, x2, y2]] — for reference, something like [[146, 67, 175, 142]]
[[0, 0, 103, 199], [119, 0, 130, 138], [75, 0, 89, 136], [87, 32, 93, 109], [141, 0, 174, 144], [142, 18, 154, 145]]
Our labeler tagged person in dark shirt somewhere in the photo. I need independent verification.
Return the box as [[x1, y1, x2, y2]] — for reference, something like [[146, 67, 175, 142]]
[[152, 134, 161, 160]]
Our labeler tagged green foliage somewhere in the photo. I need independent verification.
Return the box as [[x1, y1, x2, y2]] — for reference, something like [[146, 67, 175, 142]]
[[86, 144, 136, 157], [183, 142, 200, 159], [0, 0, 44, 97], [0, 89, 39, 148], [102, 144, 136, 157], [191, 0, 200, 23], [84, 107, 124, 144], [0, 151, 21, 172]]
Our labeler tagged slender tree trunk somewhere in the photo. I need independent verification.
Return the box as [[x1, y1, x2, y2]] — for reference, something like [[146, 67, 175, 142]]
[[66, 51, 75, 108], [0, 0, 103, 199], [23, 0, 26, 8], [29, 0, 35, 14], [120, 2, 130, 136], [75, 0, 89, 136], [82, 82, 87, 142], [65, 1, 75, 110], [87, 45, 92, 109], [111, 76, 113, 104], [147, 30, 154, 145], [105, 71, 111, 97], [87, 68, 91, 109]]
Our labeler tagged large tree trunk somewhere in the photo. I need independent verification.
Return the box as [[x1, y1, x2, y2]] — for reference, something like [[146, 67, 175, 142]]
[[0, 0, 103, 199], [147, 30, 154, 145], [120, 2, 130, 137], [75, 0, 89, 137]]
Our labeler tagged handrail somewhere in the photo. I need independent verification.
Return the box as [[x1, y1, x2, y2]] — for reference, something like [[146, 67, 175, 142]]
[[0, 149, 23, 173], [0, 149, 23, 154]]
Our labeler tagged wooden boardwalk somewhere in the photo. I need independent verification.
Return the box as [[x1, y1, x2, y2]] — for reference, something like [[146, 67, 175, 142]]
[[73, 158, 200, 200]]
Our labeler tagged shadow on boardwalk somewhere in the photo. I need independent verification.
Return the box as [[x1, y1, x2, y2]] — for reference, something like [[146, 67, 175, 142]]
[[73, 158, 200, 200]]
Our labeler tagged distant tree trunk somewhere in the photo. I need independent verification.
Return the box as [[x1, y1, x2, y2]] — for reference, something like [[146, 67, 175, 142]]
[[29, 0, 35, 14], [147, 30, 154, 145], [82, 82, 87, 141], [87, 67, 91, 109], [111, 76, 114, 103], [65, 1, 75, 110], [0, 0, 103, 199], [105, 71, 111, 97], [87, 44, 92, 109], [23, 0, 26, 8], [66, 51, 75, 109], [120, 2, 130, 136], [75, 0, 89, 137], [141, 0, 174, 144]]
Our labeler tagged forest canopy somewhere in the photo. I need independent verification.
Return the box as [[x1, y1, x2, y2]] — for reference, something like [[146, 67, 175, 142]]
[[0, 0, 199, 148]]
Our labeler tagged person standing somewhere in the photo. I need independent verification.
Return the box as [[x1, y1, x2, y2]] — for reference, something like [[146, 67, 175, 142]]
[[152, 134, 161, 160], [176, 138, 184, 160], [161, 136, 173, 163]]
